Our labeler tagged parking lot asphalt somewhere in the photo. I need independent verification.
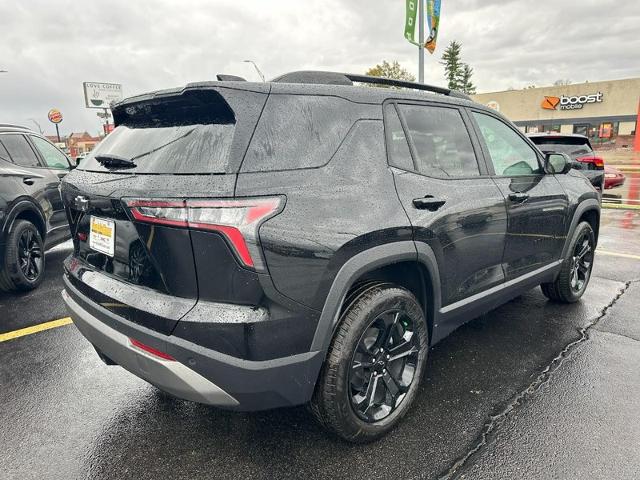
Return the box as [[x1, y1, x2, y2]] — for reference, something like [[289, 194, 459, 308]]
[[1, 209, 639, 480]]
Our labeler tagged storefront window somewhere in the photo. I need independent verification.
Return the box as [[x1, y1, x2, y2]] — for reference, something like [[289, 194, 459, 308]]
[[575, 122, 620, 145], [526, 124, 561, 134]]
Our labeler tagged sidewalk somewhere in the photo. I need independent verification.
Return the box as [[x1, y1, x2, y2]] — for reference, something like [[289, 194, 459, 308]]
[[455, 282, 640, 480]]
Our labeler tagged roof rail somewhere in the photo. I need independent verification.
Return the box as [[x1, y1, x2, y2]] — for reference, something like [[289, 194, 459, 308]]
[[0, 123, 30, 130], [271, 70, 471, 100]]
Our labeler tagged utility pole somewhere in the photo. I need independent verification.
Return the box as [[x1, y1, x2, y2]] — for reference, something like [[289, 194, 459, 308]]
[[243, 60, 266, 82], [418, 0, 425, 83]]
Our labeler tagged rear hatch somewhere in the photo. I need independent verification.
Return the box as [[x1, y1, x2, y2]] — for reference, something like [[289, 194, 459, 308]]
[[62, 84, 270, 334], [529, 135, 604, 190]]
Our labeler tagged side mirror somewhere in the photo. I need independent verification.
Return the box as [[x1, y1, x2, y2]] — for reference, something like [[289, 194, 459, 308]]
[[544, 152, 571, 174]]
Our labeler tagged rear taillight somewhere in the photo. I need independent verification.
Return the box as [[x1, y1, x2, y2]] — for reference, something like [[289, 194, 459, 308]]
[[576, 156, 605, 168], [129, 338, 175, 361], [125, 197, 284, 271]]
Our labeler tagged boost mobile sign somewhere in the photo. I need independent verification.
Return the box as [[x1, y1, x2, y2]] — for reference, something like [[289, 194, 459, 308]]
[[541, 92, 604, 111]]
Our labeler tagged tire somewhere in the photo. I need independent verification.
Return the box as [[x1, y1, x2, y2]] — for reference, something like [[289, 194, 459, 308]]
[[541, 221, 595, 303], [0, 219, 46, 293], [310, 284, 429, 443]]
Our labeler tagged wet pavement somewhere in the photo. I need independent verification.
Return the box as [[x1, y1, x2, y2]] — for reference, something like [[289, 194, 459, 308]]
[[1, 209, 640, 480]]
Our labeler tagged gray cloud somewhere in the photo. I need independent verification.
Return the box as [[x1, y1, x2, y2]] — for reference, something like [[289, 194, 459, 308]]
[[1, 0, 638, 135]]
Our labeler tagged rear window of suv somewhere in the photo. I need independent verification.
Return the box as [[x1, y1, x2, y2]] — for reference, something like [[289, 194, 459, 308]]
[[79, 90, 237, 174], [529, 137, 593, 159], [79, 124, 235, 174]]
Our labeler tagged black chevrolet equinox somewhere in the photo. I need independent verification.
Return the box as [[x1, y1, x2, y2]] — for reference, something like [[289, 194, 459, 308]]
[[61, 71, 600, 442]]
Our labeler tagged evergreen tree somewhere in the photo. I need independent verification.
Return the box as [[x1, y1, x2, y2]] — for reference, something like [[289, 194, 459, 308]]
[[459, 64, 476, 94], [440, 41, 463, 90]]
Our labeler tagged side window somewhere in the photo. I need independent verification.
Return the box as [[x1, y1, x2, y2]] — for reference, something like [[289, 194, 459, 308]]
[[383, 103, 413, 171], [473, 112, 542, 176], [31, 136, 69, 169], [0, 134, 41, 167], [398, 104, 480, 177], [241, 95, 358, 172], [0, 140, 11, 163]]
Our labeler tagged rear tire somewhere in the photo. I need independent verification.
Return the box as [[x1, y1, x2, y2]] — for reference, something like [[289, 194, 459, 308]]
[[0, 220, 45, 293], [310, 284, 429, 443], [541, 221, 595, 303]]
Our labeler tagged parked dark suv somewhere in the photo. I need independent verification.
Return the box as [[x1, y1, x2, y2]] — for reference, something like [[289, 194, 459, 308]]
[[528, 133, 605, 192], [0, 124, 72, 292], [61, 72, 600, 442]]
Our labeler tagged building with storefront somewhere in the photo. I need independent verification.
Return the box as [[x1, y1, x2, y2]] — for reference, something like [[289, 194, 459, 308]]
[[472, 77, 639, 148]]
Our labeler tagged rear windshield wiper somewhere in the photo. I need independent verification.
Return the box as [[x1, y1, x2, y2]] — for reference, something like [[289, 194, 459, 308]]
[[95, 154, 137, 169]]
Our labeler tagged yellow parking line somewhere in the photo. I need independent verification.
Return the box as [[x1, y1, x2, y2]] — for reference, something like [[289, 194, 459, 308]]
[[597, 249, 640, 261], [1, 249, 638, 343], [601, 203, 640, 210], [0, 317, 73, 343]]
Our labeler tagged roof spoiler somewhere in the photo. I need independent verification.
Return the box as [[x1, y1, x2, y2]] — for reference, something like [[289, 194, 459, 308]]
[[271, 70, 471, 100], [216, 74, 247, 82]]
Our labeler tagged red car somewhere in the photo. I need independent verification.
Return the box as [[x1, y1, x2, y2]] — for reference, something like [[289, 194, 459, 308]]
[[604, 165, 625, 189]]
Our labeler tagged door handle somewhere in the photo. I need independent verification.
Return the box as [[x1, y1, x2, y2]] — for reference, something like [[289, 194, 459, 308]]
[[508, 192, 529, 203], [23, 177, 36, 186], [413, 196, 446, 211]]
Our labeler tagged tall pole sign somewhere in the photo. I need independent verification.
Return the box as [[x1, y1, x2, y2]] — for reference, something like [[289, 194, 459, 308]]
[[47, 108, 63, 142], [82, 82, 123, 135], [635, 98, 640, 153], [405, 1, 441, 83]]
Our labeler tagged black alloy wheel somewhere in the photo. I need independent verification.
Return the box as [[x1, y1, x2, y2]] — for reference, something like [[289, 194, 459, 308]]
[[541, 221, 595, 303], [349, 309, 420, 422], [18, 228, 43, 281], [570, 230, 594, 293], [310, 284, 428, 443], [0, 219, 46, 292]]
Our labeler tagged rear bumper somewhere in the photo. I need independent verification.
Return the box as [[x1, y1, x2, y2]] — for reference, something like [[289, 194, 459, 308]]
[[63, 288, 239, 406], [62, 276, 324, 411]]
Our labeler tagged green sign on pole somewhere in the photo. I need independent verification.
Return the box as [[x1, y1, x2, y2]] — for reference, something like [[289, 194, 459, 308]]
[[404, 0, 420, 46]]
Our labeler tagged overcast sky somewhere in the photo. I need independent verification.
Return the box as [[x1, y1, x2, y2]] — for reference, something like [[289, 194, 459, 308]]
[[1, 0, 638, 136]]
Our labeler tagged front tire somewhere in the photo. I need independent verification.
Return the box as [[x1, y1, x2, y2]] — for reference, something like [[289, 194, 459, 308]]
[[541, 221, 595, 303], [0, 219, 45, 293], [310, 284, 429, 443]]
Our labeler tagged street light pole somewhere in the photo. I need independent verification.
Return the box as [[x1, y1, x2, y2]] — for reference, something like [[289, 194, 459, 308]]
[[418, 0, 425, 83], [28, 119, 44, 134], [243, 60, 266, 82]]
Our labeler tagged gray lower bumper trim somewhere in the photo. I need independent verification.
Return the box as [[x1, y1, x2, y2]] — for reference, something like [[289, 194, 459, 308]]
[[62, 289, 239, 407]]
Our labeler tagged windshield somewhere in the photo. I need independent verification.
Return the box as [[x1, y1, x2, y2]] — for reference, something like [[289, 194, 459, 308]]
[[78, 123, 235, 174]]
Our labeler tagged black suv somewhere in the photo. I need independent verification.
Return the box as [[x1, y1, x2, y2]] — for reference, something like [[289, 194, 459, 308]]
[[0, 125, 73, 292], [528, 133, 605, 192], [60, 72, 600, 442]]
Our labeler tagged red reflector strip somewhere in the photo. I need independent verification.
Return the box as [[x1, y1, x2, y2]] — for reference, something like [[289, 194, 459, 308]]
[[129, 338, 175, 361]]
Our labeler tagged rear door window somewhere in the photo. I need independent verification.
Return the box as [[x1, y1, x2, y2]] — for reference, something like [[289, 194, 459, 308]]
[[384, 104, 414, 171], [241, 95, 358, 172], [0, 134, 41, 167], [397, 104, 480, 177], [0, 140, 11, 163]]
